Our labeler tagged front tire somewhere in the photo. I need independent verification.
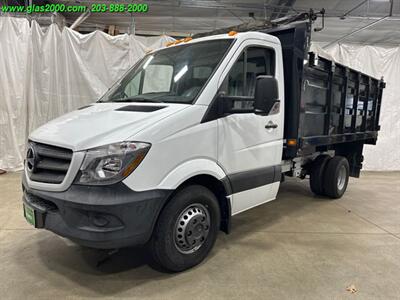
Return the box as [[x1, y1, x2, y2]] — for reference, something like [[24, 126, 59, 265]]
[[150, 185, 220, 272], [323, 156, 350, 199]]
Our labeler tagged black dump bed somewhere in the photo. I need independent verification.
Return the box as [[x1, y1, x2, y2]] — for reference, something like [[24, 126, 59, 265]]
[[264, 23, 385, 160]]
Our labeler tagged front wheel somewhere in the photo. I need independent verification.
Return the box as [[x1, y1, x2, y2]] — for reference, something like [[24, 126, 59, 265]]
[[150, 185, 220, 272]]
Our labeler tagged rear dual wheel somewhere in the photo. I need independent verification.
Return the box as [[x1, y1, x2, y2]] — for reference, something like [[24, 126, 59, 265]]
[[309, 155, 331, 196], [323, 156, 350, 198], [310, 155, 350, 199]]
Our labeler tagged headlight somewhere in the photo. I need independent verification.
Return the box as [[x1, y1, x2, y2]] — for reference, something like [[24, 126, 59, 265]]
[[75, 142, 150, 185]]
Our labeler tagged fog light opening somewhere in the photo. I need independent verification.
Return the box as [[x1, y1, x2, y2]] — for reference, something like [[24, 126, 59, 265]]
[[92, 214, 110, 227]]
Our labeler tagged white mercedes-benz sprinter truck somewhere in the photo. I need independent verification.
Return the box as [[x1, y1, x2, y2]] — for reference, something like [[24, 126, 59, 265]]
[[22, 22, 384, 272]]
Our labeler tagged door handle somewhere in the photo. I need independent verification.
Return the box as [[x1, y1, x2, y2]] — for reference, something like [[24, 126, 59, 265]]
[[265, 122, 278, 129]]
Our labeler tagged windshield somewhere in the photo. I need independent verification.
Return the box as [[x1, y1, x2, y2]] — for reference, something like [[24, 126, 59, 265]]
[[99, 39, 233, 104]]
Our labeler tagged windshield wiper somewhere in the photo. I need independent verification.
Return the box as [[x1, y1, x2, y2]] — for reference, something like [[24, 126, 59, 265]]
[[111, 97, 164, 103]]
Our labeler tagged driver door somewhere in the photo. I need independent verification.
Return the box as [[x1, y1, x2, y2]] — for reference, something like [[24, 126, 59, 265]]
[[217, 43, 283, 215]]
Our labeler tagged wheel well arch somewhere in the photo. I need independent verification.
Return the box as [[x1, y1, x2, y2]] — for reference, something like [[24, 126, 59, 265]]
[[165, 174, 232, 234]]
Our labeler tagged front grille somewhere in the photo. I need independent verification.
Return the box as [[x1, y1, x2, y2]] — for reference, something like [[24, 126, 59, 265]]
[[27, 141, 73, 184]]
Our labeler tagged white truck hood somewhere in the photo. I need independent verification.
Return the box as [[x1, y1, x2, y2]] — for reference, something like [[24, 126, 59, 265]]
[[29, 102, 189, 151]]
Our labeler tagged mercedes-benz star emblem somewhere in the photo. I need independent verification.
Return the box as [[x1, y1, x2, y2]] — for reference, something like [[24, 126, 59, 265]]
[[26, 145, 37, 173]]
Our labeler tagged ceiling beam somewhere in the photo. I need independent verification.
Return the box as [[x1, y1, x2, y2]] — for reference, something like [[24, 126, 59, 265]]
[[322, 16, 388, 48], [340, 0, 369, 19], [323, 0, 394, 48], [70, 10, 91, 30]]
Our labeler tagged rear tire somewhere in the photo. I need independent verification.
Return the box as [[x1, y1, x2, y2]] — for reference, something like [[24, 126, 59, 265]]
[[150, 185, 220, 272], [309, 155, 331, 196], [323, 156, 350, 199]]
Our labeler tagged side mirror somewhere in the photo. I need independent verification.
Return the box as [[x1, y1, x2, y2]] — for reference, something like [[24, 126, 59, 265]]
[[254, 76, 279, 115]]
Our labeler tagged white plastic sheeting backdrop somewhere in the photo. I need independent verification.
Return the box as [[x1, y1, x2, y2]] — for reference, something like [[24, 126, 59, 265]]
[[311, 43, 400, 171], [0, 17, 174, 171]]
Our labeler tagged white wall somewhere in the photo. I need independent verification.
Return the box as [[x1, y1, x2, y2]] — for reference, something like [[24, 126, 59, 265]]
[[0, 17, 174, 170], [311, 43, 400, 171]]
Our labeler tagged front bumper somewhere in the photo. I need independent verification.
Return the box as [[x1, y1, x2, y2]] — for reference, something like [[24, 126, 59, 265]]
[[22, 174, 172, 249]]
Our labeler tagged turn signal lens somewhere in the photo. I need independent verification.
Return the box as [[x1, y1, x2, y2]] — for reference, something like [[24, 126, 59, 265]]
[[287, 139, 297, 146], [122, 151, 147, 177]]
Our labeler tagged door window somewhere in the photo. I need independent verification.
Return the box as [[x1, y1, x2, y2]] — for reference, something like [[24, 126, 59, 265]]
[[219, 47, 276, 112]]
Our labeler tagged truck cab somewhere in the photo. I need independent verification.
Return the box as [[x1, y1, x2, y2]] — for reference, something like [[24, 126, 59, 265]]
[[22, 26, 384, 272]]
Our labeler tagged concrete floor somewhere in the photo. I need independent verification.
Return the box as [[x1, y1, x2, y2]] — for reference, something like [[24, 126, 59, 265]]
[[1, 172, 400, 299]]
